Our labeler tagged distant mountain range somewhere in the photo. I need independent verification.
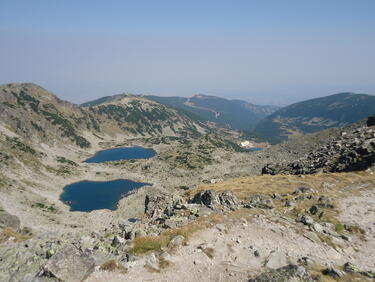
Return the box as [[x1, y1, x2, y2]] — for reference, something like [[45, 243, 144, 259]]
[[3, 84, 373, 147], [83, 94, 278, 132], [143, 94, 278, 131], [252, 92, 375, 144]]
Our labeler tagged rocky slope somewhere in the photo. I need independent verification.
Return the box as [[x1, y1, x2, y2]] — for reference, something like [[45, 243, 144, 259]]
[[0, 83, 206, 149], [252, 92, 375, 144], [262, 115, 375, 175]]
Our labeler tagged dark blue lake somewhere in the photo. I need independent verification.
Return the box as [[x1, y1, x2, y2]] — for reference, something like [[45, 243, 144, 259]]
[[84, 146, 156, 163], [60, 179, 150, 212]]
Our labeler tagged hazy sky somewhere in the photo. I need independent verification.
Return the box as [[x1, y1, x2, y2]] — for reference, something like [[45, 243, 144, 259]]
[[1, 0, 374, 105]]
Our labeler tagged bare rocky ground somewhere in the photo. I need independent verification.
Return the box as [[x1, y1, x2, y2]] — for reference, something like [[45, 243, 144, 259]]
[[87, 170, 375, 282]]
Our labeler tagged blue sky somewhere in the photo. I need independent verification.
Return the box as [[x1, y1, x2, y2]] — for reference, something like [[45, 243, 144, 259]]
[[0, 0, 374, 105]]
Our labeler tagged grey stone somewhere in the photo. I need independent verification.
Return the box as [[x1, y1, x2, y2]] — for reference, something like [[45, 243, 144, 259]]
[[41, 245, 95, 282], [249, 264, 313, 282], [191, 190, 221, 206], [112, 235, 125, 247], [168, 235, 185, 248], [248, 194, 274, 209], [322, 268, 345, 278], [298, 215, 314, 226]]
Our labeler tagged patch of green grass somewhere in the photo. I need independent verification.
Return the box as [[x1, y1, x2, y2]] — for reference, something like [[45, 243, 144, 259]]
[[6, 137, 37, 155], [46, 165, 71, 176], [56, 156, 77, 166], [335, 223, 345, 233], [32, 202, 58, 213]]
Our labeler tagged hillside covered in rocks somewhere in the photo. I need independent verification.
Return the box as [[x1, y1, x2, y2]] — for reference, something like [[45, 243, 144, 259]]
[[262, 115, 375, 175]]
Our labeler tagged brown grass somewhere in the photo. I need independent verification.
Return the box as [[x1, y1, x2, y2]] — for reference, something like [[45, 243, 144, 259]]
[[187, 171, 375, 200], [0, 227, 31, 244], [129, 214, 223, 255], [99, 259, 127, 274], [158, 257, 171, 269]]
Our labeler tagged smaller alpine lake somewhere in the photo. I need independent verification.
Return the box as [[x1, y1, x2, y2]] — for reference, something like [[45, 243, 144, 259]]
[[60, 179, 150, 212], [84, 146, 156, 163]]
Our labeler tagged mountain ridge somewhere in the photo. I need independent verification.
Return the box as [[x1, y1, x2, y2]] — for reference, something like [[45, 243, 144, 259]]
[[252, 92, 375, 144]]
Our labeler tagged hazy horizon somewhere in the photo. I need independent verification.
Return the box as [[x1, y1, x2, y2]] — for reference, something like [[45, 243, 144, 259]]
[[1, 0, 374, 106]]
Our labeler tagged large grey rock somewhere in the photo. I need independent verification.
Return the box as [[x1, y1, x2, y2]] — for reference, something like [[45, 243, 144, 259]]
[[145, 192, 186, 220], [218, 191, 238, 207], [41, 245, 95, 282], [249, 264, 313, 282], [247, 194, 273, 209], [191, 190, 239, 210], [191, 190, 221, 206]]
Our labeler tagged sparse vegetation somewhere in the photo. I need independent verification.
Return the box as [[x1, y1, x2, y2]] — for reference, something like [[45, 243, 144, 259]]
[[56, 156, 77, 166], [41, 108, 90, 148], [32, 202, 58, 213], [6, 137, 37, 155], [100, 259, 127, 273], [0, 227, 31, 244]]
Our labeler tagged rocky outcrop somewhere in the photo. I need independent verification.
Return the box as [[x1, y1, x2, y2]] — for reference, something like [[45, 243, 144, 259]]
[[262, 123, 375, 175], [41, 245, 95, 282], [191, 190, 239, 210], [145, 192, 186, 220], [249, 264, 313, 282]]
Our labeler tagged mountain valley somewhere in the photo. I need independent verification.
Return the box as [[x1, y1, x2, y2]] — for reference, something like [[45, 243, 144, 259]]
[[0, 83, 374, 281]]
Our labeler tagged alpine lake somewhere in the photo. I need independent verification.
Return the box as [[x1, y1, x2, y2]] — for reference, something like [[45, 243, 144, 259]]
[[60, 146, 156, 212]]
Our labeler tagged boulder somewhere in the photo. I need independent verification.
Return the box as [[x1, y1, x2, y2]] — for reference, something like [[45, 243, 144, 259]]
[[41, 245, 95, 282], [112, 235, 125, 247], [249, 264, 313, 282], [145, 192, 186, 220], [218, 191, 238, 208], [367, 114, 375, 127], [191, 190, 221, 206], [298, 215, 314, 226], [294, 186, 314, 194], [168, 235, 185, 248], [248, 194, 273, 209]]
